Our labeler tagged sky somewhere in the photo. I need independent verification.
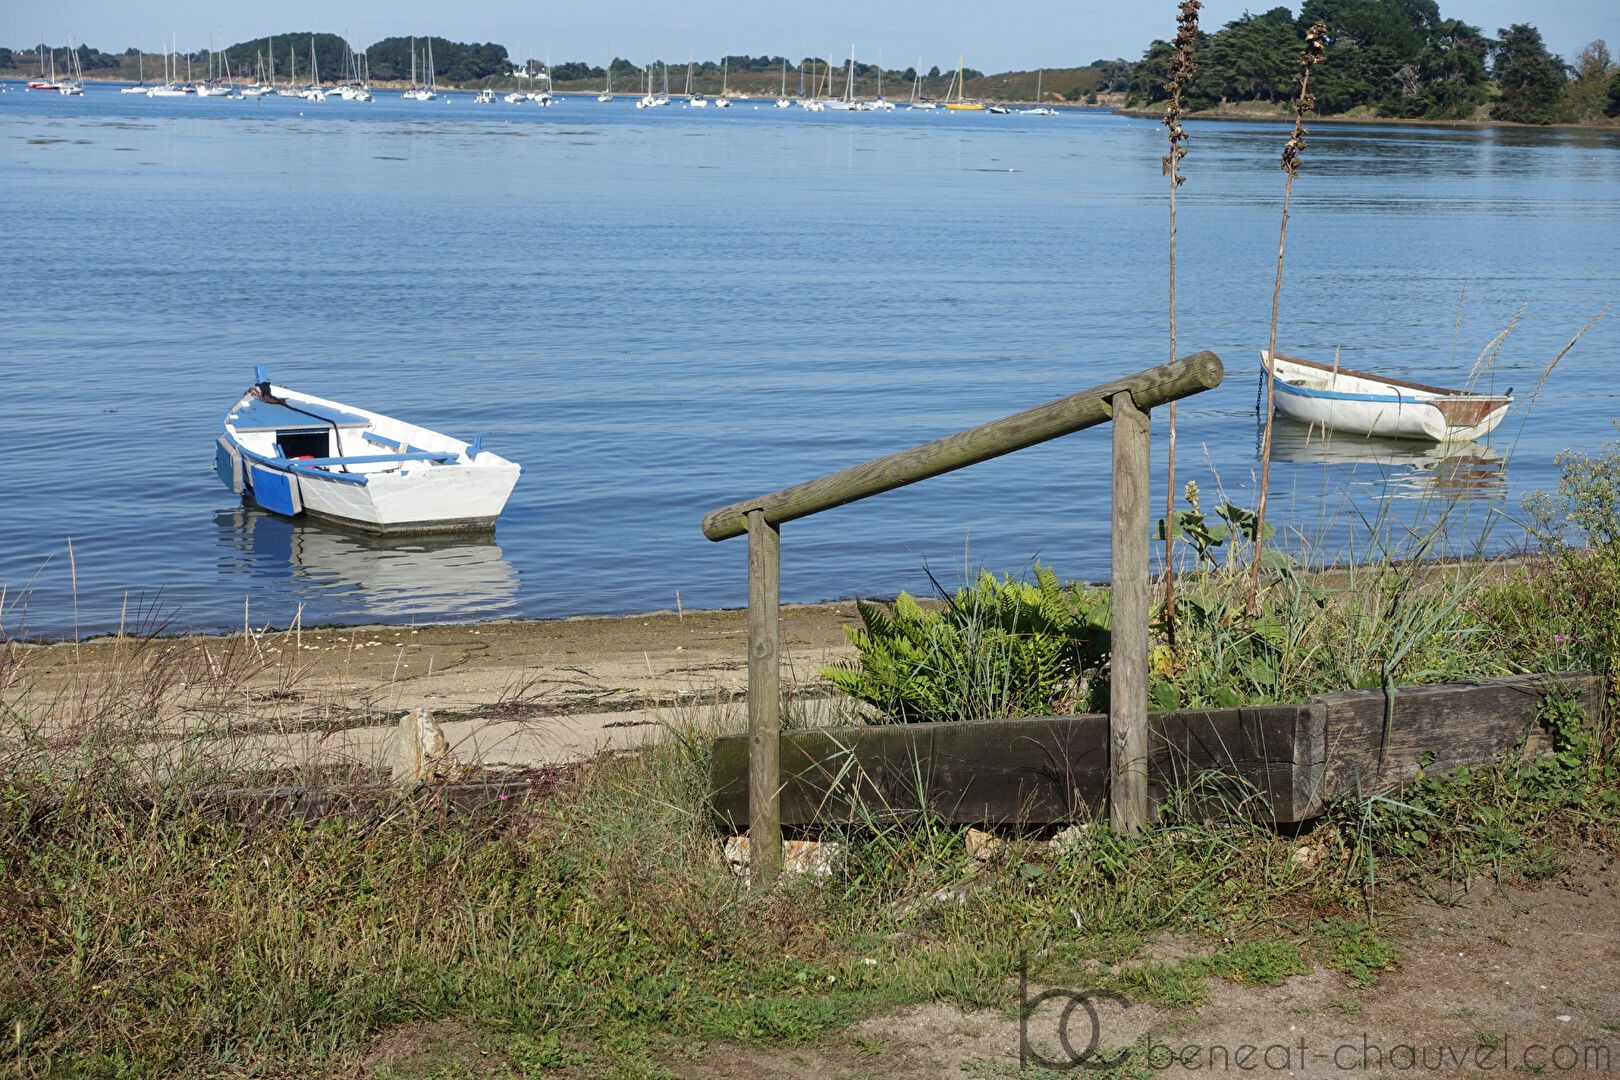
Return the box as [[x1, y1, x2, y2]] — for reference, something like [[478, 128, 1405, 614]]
[[6, 0, 1615, 73]]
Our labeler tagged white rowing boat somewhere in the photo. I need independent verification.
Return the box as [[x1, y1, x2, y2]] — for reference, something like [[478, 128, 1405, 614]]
[[1260, 350, 1512, 443], [216, 368, 521, 534]]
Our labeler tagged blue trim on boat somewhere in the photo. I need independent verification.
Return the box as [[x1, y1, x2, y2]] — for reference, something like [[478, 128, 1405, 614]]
[[1277, 383, 1428, 405], [278, 462, 371, 484], [295, 452, 457, 466], [361, 430, 408, 450]]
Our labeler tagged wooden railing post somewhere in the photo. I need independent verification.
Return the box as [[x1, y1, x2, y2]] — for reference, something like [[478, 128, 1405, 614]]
[[704, 357, 1226, 851], [1110, 390, 1150, 834], [746, 509, 783, 884]]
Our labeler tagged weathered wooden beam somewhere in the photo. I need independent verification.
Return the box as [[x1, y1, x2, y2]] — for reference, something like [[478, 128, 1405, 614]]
[[746, 509, 783, 884], [1109, 389, 1151, 834], [710, 672, 1605, 828], [701, 352, 1225, 541], [1307, 671, 1605, 815], [712, 703, 1324, 828]]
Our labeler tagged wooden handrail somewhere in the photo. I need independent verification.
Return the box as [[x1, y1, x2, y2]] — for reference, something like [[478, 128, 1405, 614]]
[[701, 352, 1225, 884], [702, 352, 1224, 542]]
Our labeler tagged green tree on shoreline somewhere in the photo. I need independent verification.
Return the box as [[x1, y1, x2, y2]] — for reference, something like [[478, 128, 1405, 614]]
[[1492, 23, 1568, 123], [1298, 0, 1440, 113], [1205, 8, 1302, 105], [1119, 0, 1607, 124], [1562, 40, 1617, 123], [1382, 17, 1491, 118]]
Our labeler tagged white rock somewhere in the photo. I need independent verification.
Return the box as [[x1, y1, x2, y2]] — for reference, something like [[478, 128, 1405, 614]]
[[965, 827, 1002, 862], [723, 836, 841, 885], [1049, 824, 1095, 857]]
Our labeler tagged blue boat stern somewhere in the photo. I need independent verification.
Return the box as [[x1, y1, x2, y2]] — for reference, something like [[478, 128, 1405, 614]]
[[248, 464, 304, 517]]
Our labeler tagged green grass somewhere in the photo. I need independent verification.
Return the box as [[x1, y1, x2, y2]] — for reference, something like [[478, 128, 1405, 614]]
[[1316, 919, 1402, 986], [3, 626, 1618, 1075]]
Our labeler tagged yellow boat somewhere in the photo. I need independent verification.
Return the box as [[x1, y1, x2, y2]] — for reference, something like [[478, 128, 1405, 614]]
[[944, 55, 984, 111]]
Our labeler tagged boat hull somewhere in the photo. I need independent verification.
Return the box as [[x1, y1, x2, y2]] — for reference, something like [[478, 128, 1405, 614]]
[[289, 463, 517, 534], [1261, 350, 1511, 443], [219, 380, 520, 534]]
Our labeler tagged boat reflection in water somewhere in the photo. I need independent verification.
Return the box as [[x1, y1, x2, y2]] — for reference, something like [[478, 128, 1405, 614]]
[[1267, 423, 1508, 502], [217, 507, 521, 624]]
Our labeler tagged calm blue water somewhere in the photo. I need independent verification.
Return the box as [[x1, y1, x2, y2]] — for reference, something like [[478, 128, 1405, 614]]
[[3, 83, 1618, 640]]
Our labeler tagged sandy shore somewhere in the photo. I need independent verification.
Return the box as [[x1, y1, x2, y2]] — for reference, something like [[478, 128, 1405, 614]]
[[11, 603, 865, 773]]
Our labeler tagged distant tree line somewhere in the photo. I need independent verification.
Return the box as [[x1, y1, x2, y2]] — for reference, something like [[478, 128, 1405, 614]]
[[365, 37, 510, 83], [5, 42, 126, 74], [2, 38, 988, 91], [224, 34, 363, 83], [6, 14, 1616, 123], [214, 35, 512, 84], [1127, 0, 1619, 124]]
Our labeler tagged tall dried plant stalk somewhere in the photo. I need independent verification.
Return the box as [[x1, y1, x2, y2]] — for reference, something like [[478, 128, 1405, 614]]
[[1161, 0, 1201, 645], [1250, 20, 1328, 615]]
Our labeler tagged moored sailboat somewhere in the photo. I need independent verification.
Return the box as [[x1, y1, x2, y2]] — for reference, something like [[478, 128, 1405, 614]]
[[715, 57, 731, 107], [26, 44, 62, 91], [146, 38, 194, 97], [122, 51, 150, 93], [1020, 69, 1058, 115], [826, 46, 865, 110], [944, 55, 984, 111], [775, 57, 792, 107], [402, 37, 437, 100], [907, 57, 935, 110], [58, 38, 85, 95]]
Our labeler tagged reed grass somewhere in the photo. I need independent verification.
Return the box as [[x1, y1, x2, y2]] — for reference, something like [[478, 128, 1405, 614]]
[[1251, 20, 1329, 614], [1160, 0, 1202, 647]]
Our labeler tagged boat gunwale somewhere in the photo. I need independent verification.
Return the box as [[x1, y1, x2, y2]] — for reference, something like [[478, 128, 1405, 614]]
[[1270, 380, 1510, 408], [222, 383, 513, 484], [1265, 350, 1511, 405]]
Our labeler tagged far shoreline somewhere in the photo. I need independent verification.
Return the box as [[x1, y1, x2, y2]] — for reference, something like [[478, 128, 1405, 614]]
[[12, 77, 1617, 131]]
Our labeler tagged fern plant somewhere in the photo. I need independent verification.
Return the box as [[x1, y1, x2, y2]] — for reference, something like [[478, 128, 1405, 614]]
[[821, 565, 1111, 724]]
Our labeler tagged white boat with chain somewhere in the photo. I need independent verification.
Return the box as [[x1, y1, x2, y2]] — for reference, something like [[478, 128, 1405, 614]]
[[217, 368, 521, 534], [1260, 350, 1512, 443]]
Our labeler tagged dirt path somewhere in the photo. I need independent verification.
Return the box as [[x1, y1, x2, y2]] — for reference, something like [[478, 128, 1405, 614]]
[[674, 862, 1620, 1077]]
